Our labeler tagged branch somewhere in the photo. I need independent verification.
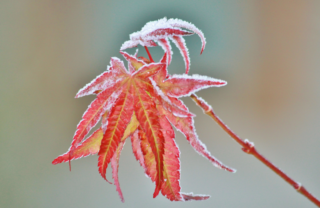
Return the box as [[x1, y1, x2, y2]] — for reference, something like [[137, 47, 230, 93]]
[[190, 93, 320, 207]]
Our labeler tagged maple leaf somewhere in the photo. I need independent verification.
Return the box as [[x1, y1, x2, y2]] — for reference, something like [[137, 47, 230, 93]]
[[52, 15, 237, 202], [52, 52, 234, 202], [120, 17, 206, 74]]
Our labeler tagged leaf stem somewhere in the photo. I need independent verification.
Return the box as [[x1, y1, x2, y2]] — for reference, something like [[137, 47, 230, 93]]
[[144, 46, 154, 63], [190, 93, 320, 207], [144, 46, 320, 207]]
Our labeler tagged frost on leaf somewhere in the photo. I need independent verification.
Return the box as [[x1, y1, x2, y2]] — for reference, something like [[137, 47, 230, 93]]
[[170, 36, 190, 74], [53, 18, 233, 202], [156, 38, 172, 66], [121, 17, 206, 74]]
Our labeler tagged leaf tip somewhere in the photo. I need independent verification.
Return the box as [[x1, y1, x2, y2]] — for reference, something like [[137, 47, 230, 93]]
[[98, 163, 113, 184], [181, 193, 210, 201], [200, 47, 205, 55], [229, 168, 237, 173], [101, 174, 113, 185], [153, 186, 161, 198], [51, 158, 59, 165]]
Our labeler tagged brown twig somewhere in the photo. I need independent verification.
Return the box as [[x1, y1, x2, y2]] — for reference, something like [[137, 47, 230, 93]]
[[190, 93, 320, 207]]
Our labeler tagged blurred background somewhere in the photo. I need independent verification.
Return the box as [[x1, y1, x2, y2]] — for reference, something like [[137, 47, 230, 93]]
[[1, 0, 320, 207]]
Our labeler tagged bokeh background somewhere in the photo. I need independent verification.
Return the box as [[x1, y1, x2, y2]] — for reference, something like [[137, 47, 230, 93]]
[[1, 0, 320, 207]]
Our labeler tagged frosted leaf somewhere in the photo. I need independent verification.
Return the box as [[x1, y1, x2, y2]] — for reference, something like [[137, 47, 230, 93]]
[[167, 18, 206, 54], [128, 60, 135, 73], [111, 141, 126, 202], [131, 63, 164, 78], [152, 53, 169, 85], [150, 79, 194, 118], [120, 51, 146, 71], [75, 55, 130, 98], [161, 74, 227, 98], [132, 28, 193, 42], [159, 114, 184, 201], [139, 40, 157, 47], [168, 97, 189, 112], [120, 40, 139, 51], [156, 38, 172, 65], [120, 17, 207, 67], [70, 83, 124, 153], [75, 67, 122, 98], [111, 57, 128, 74], [150, 78, 171, 104], [134, 49, 139, 57], [52, 127, 104, 165], [170, 36, 190, 74]]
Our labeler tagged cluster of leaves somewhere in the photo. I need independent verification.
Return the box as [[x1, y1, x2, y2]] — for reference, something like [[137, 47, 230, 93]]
[[53, 17, 235, 202]]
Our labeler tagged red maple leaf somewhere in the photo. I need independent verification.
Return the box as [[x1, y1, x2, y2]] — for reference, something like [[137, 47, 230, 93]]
[[53, 18, 235, 202], [120, 17, 206, 74]]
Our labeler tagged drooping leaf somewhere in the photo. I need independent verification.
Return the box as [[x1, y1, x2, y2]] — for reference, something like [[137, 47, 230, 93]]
[[111, 140, 126, 202], [136, 28, 193, 42], [159, 114, 183, 201], [98, 83, 134, 182], [167, 18, 206, 54], [137, 113, 210, 201], [133, 81, 164, 198], [170, 36, 190, 74], [121, 17, 206, 74], [156, 38, 172, 65]]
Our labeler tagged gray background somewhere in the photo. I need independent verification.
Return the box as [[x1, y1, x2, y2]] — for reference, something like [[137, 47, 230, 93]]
[[1, 0, 320, 207]]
